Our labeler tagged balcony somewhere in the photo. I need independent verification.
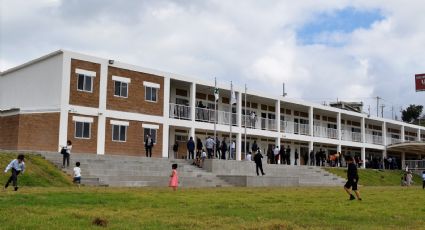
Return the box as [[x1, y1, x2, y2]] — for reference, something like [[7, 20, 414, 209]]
[[341, 130, 361, 142], [280, 121, 309, 135], [314, 126, 338, 139], [386, 135, 402, 145], [241, 115, 276, 131], [365, 134, 383, 145], [169, 103, 191, 120], [195, 107, 236, 126]]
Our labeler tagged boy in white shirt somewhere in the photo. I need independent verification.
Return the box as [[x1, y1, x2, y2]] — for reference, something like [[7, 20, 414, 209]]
[[422, 171, 425, 189], [246, 152, 252, 161], [4, 154, 25, 191], [73, 162, 81, 187]]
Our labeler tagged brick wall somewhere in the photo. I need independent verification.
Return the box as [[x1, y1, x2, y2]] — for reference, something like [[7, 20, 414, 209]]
[[67, 114, 98, 154], [107, 66, 164, 116], [105, 118, 163, 157], [69, 59, 101, 108], [0, 115, 20, 150], [17, 113, 60, 152]]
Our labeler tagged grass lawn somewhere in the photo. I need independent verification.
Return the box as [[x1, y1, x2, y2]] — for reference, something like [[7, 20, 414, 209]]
[[324, 167, 423, 186], [1, 186, 425, 229], [0, 153, 72, 187]]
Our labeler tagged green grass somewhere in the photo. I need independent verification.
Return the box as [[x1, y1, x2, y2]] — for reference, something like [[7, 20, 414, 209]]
[[0, 187, 425, 229], [0, 153, 72, 187], [324, 167, 422, 186]]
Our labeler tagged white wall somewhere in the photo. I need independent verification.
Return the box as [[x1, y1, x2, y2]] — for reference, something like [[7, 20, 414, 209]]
[[0, 54, 63, 111]]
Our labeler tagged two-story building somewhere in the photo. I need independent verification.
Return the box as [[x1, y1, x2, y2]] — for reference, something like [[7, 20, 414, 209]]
[[1, 50, 424, 168]]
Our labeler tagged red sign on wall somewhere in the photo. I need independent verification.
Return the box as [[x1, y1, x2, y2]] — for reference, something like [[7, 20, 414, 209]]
[[416, 74, 425, 92]]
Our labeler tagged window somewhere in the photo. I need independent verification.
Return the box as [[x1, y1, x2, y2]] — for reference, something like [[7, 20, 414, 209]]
[[112, 125, 127, 142], [75, 122, 91, 139], [145, 86, 157, 102], [77, 74, 93, 92], [144, 128, 157, 144], [114, 81, 128, 97]]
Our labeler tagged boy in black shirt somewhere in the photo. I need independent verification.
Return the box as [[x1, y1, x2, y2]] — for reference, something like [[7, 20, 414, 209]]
[[344, 156, 362, 201]]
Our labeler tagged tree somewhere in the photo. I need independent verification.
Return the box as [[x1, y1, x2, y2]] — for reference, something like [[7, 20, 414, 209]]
[[401, 104, 423, 123]]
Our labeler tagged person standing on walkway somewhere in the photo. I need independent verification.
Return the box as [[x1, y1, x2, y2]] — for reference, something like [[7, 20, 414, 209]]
[[309, 150, 315, 166], [169, 164, 179, 191], [172, 142, 179, 159], [187, 137, 195, 160], [221, 137, 227, 160], [274, 146, 280, 164], [61, 140, 72, 168], [344, 156, 362, 201], [294, 149, 299, 166], [254, 150, 265, 176], [205, 136, 215, 159], [280, 145, 286, 165], [252, 141, 258, 153], [215, 137, 221, 159], [286, 146, 291, 165], [230, 141, 236, 160], [196, 138, 203, 159], [4, 154, 25, 191], [145, 134, 154, 157]]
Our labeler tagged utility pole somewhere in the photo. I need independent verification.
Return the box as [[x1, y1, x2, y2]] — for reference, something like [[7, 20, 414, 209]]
[[391, 106, 394, 120], [368, 105, 371, 116], [380, 104, 385, 118], [375, 96, 382, 117]]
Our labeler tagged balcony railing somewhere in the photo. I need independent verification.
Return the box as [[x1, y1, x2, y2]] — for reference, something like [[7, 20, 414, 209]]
[[195, 107, 236, 126], [314, 126, 338, 139], [280, 121, 309, 135], [169, 103, 191, 120], [405, 136, 418, 142], [365, 134, 383, 145], [241, 115, 276, 131], [341, 130, 362, 142], [386, 135, 402, 145]]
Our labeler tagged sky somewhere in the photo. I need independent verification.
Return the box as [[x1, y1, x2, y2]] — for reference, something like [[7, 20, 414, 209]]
[[1, 0, 425, 119]]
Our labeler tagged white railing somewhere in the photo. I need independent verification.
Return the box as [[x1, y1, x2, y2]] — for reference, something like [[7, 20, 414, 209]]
[[386, 135, 402, 145], [241, 115, 276, 131], [405, 136, 418, 142], [169, 103, 191, 120], [365, 134, 383, 145], [195, 107, 236, 126], [403, 160, 425, 170], [280, 121, 310, 135], [313, 126, 338, 139], [341, 130, 362, 142]]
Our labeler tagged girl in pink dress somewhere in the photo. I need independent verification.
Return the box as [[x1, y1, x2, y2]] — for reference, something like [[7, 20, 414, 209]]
[[169, 164, 178, 191]]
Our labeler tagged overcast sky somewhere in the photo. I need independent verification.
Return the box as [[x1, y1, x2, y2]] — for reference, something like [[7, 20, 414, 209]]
[[1, 0, 424, 119]]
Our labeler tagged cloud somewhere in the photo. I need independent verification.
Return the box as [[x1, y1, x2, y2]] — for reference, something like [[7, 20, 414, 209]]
[[1, 0, 424, 118]]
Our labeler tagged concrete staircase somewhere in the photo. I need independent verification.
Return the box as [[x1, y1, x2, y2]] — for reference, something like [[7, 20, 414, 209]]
[[39, 153, 345, 187], [40, 153, 232, 187]]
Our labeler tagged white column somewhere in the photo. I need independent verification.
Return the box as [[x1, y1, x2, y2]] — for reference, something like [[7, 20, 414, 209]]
[[58, 53, 72, 151], [337, 144, 342, 153], [361, 147, 366, 168], [361, 117, 366, 143], [309, 106, 314, 136], [337, 112, 341, 140], [236, 132, 242, 161], [163, 77, 170, 119], [162, 124, 170, 158], [382, 122, 387, 146], [417, 129, 421, 141], [96, 60, 108, 155], [401, 152, 406, 169], [237, 92, 242, 127], [190, 83, 196, 121], [401, 125, 405, 142], [276, 100, 281, 133]]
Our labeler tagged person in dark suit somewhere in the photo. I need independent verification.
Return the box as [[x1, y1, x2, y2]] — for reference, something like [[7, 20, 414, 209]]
[[280, 145, 285, 165], [286, 146, 291, 165], [221, 138, 228, 160], [254, 150, 265, 176], [145, 134, 154, 157], [187, 137, 195, 160], [251, 141, 258, 153]]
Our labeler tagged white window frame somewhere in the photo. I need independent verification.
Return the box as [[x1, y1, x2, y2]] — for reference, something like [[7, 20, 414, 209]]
[[142, 124, 159, 144], [75, 68, 96, 93], [114, 81, 129, 98], [74, 121, 91, 139], [112, 124, 127, 142], [145, 86, 158, 103]]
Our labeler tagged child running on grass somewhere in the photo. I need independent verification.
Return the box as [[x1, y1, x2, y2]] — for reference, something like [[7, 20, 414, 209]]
[[4, 154, 25, 191], [344, 156, 362, 201], [73, 162, 81, 188], [169, 164, 178, 191]]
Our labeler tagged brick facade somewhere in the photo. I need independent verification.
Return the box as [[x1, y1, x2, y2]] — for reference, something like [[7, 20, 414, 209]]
[[107, 66, 164, 116], [0, 113, 60, 152], [69, 59, 101, 108], [105, 118, 163, 157], [0, 115, 20, 150], [67, 114, 98, 154]]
